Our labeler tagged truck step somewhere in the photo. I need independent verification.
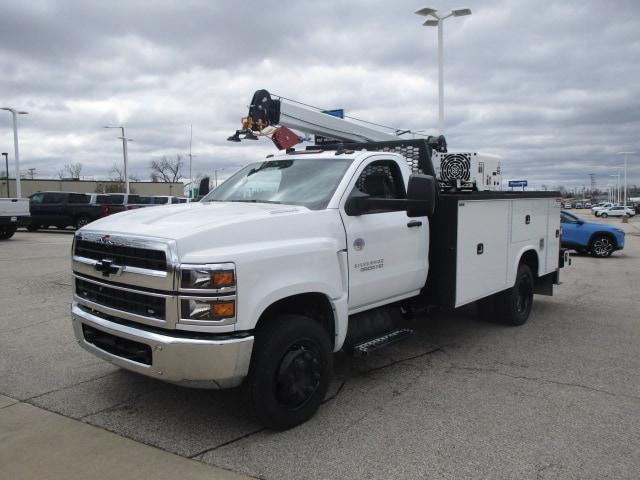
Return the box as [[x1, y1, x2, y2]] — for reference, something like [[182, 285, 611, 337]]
[[353, 328, 414, 355]]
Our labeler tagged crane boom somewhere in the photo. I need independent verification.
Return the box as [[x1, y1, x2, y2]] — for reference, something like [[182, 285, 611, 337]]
[[276, 98, 397, 143], [240, 89, 398, 143]]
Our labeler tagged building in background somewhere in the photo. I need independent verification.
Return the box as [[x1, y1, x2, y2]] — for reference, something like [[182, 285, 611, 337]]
[[0, 178, 184, 198]]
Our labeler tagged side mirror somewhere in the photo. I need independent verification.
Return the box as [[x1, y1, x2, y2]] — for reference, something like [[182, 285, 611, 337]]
[[577, 219, 584, 225], [407, 174, 436, 217], [345, 190, 371, 216], [198, 176, 210, 196]]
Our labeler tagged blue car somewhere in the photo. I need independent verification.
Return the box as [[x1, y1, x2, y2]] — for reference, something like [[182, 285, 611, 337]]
[[561, 210, 625, 257]]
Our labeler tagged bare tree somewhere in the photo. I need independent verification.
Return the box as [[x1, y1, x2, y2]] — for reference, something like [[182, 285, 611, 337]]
[[57, 162, 83, 179], [150, 155, 184, 182], [110, 163, 139, 183], [109, 163, 125, 183]]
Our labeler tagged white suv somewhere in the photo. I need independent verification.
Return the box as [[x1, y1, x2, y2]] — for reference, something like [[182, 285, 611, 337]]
[[599, 206, 635, 218], [593, 202, 617, 216]]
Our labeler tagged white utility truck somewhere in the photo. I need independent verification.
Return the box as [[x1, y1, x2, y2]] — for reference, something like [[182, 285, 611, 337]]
[[0, 198, 30, 239], [71, 90, 569, 429]]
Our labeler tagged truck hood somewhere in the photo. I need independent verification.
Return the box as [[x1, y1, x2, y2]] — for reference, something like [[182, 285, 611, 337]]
[[81, 201, 346, 263], [83, 202, 308, 240]]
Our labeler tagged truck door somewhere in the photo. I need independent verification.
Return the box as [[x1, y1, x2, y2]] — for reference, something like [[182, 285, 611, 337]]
[[28, 193, 45, 226], [340, 158, 429, 311], [41, 192, 66, 227]]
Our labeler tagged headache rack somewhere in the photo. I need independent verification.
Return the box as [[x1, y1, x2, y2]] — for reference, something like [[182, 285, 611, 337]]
[[306, 139, 440, 179]]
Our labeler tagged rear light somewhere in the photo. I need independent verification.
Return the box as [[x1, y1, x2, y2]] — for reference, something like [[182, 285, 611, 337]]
[[101, 205, 110, 216]]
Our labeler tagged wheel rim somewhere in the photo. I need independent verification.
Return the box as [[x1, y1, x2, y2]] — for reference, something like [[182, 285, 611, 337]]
[[275, 341, 322, 409], [77, 218, 89, 228], [515, 272, 532, 314], [593, 237, 613, 257]]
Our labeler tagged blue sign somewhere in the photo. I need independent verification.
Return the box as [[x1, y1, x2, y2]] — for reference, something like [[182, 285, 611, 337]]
[[508, 180, 528, 187], [322, 109, 344, 118]]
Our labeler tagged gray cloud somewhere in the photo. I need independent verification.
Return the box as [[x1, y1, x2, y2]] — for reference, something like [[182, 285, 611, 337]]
[[1, 0, 639, 190]]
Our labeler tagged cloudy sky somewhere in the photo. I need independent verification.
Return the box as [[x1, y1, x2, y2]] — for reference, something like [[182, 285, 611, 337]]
[[1, 0, 639, 191]]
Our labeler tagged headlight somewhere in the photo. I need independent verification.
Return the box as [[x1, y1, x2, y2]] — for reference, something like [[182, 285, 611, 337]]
[[178, 263, 237, 326], [180, 263, 235, 292], [181, 297, 236, 322]]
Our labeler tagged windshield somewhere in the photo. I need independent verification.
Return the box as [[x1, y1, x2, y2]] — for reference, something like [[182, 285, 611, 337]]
[[201, 157, 353, 210]]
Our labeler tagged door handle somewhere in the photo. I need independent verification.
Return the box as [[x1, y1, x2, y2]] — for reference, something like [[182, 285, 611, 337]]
[[407, 220, 422, 228]]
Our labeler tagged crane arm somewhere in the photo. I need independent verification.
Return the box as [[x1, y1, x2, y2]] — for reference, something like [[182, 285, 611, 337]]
[[235, 89, 398, 143]]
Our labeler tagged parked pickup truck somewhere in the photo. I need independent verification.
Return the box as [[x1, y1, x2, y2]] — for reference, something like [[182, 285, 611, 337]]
[[70, 139, 568, 429], [0, 198, 30, 239], [89, 194, 127, 215], [28, 191, 108, 230]]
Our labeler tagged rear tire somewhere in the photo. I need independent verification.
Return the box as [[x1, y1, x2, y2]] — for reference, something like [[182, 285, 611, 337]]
[[0, 226, 17, 240], [600, 213, 608, 218], [247, 314, 332, 430], [589, 234, 614, 257], [494, 264, 534, 326]]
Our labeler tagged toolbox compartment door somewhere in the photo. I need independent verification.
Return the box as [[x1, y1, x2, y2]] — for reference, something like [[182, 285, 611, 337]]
[[455, 200, 510, 306]]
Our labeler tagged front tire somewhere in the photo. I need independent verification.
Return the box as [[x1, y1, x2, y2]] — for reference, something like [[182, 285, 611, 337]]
[[600, 213, 608, 218], [590, 234, 614, 257], [494, 264, 534, 326], [248, 314, 332, 430], [74, 216, 91, 229]]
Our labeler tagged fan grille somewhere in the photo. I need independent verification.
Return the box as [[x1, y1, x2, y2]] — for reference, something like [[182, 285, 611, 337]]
[[440, 153, 471, 183]]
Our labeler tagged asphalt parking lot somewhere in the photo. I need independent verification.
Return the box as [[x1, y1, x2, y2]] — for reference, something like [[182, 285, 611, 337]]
[[1, 214, 639, 479]]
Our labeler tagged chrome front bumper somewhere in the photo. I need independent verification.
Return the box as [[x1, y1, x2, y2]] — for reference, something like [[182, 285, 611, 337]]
[[71, 303, 254, 389]]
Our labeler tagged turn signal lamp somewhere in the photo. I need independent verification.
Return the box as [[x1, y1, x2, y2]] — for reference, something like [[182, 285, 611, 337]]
[[211, 271, 235, 288], [212, 301, 235, 318]]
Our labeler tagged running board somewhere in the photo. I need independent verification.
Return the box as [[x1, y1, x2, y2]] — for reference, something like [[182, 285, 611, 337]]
[[353, 328, 414, 355]]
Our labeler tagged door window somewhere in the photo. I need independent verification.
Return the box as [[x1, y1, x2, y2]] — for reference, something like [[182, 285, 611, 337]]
[[350, 160, 406, 214], [30, 193, 44, 204], [43, 192, 65, 204], [68, 193, 89, 204]]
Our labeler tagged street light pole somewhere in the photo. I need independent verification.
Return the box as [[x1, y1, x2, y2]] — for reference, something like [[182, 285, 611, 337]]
[[104, 126, 132, 194], [187, 124, 198, 198], [610, 173, 620, 203], [2, 152, 8, 197], [214, 168, 227, 187], [617, 171, 621, 204], [1, 107, 28, 198], [415, 7, 472, 134], [437, 18, 444, 133], [189, 124, 193, 186], [618, 152, 635, 208]]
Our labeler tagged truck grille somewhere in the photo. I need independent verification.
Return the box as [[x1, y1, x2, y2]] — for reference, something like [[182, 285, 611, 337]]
[[75, 277, 166, 320], [75, 239, 167, 271]]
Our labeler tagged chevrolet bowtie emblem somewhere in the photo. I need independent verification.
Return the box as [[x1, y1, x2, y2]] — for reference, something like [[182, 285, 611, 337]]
[[94, 259, 123, 277]]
